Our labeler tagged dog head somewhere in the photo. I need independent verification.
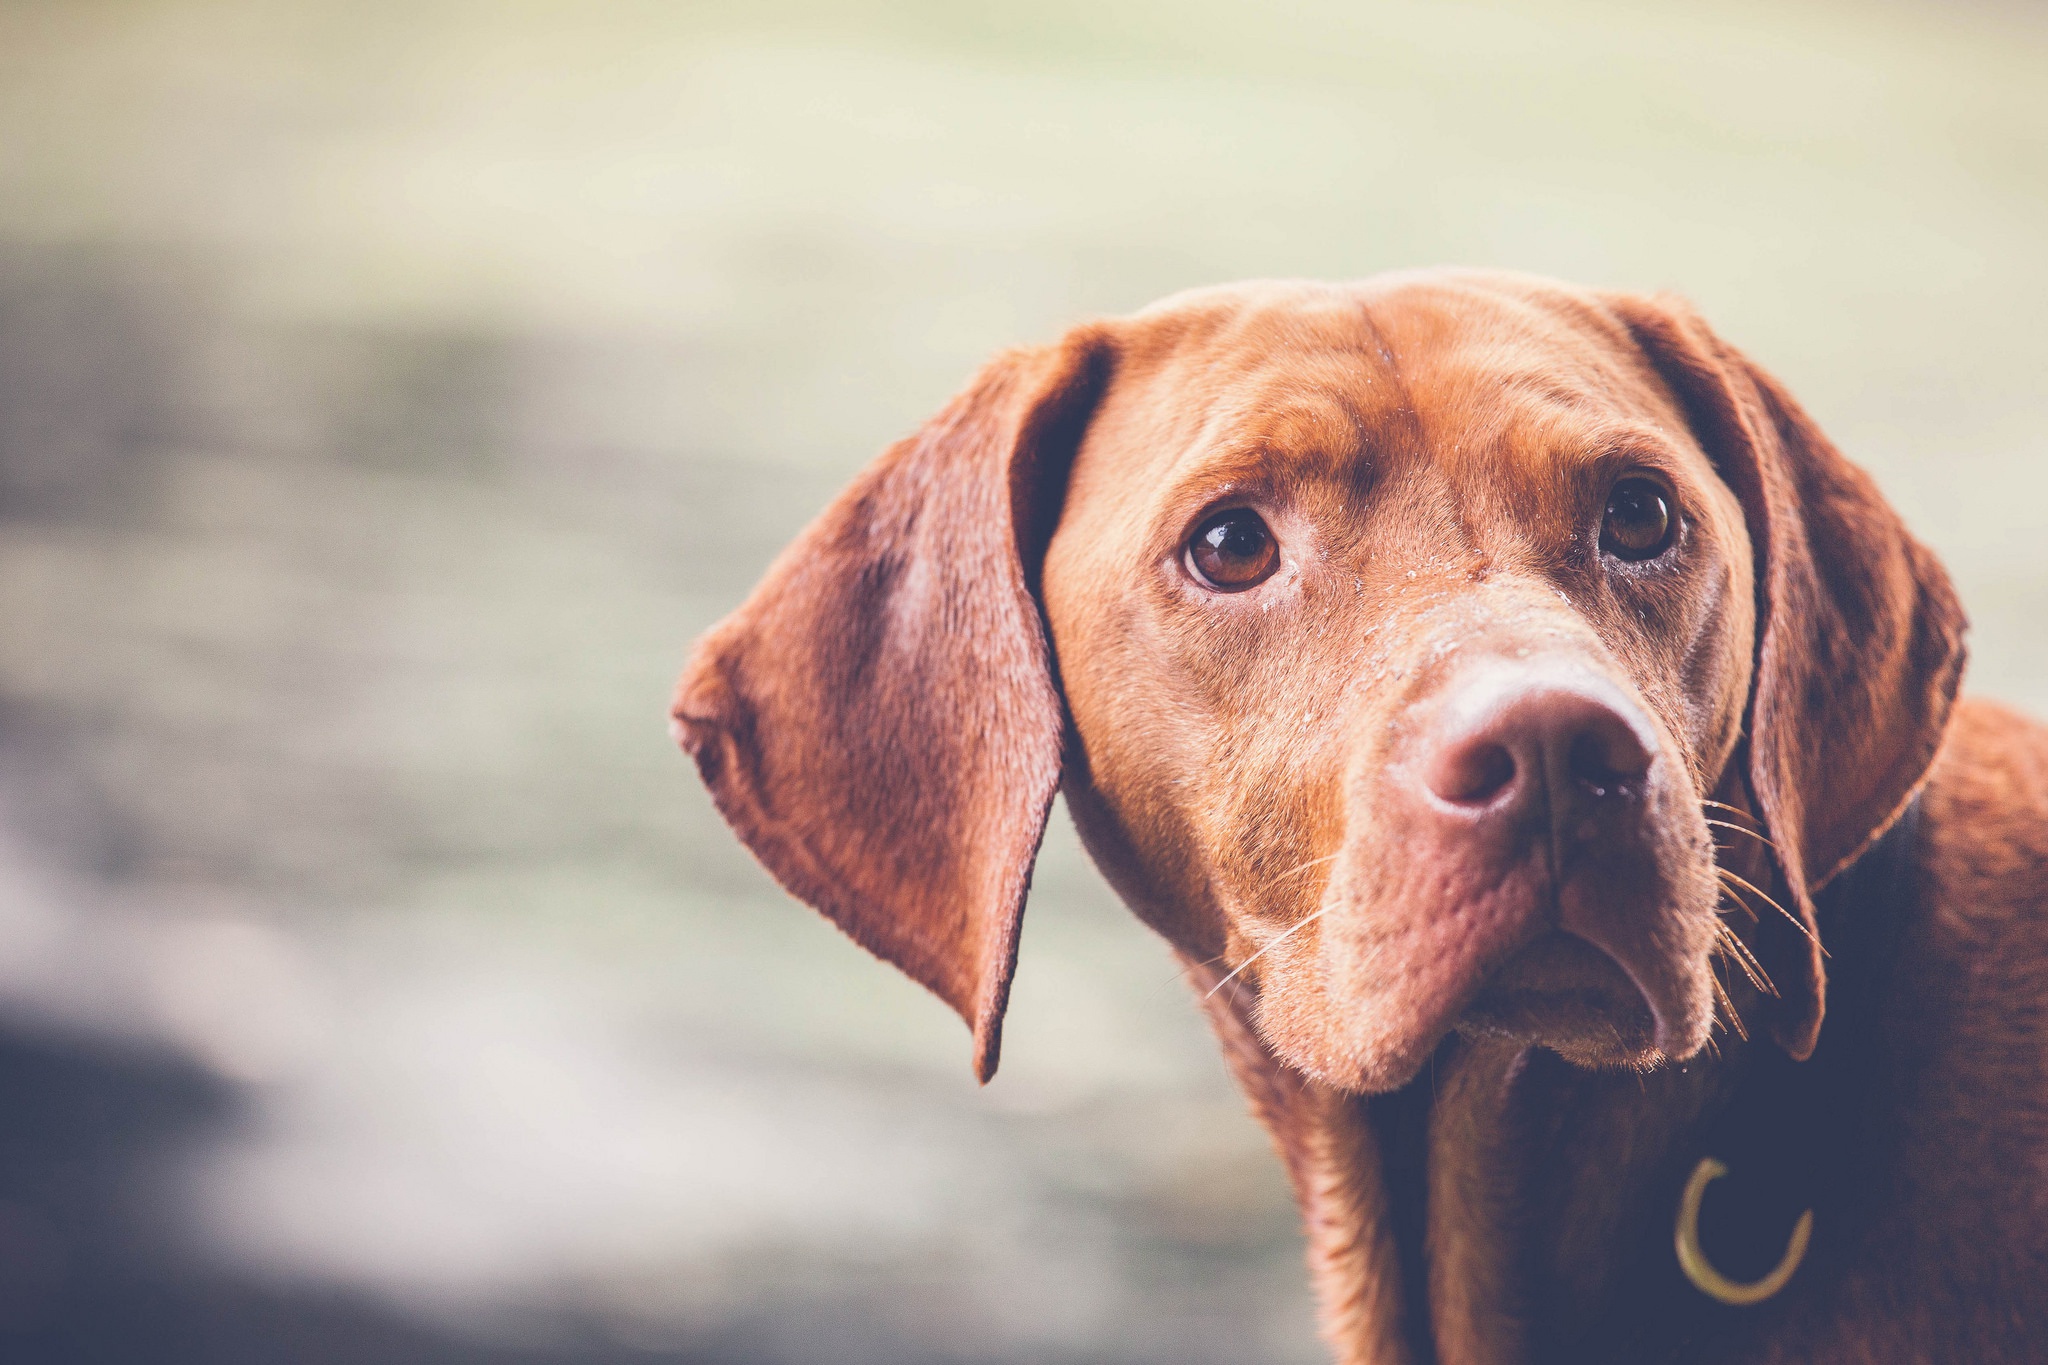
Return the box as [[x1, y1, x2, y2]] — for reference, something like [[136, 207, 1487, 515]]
[[673, 270, 1964, 1089]]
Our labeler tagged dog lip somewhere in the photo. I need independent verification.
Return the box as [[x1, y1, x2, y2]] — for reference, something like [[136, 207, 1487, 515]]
[[1455, 929, 1661, 1055], [1555, 893, 1696, 1056], [1613, 945, 1686, 1056]]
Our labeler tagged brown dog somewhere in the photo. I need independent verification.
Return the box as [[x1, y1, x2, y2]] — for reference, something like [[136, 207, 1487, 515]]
[[671, 271, 2048, 1362]]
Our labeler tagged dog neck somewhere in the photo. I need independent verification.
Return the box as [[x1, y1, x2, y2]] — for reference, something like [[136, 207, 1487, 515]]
[[1370, 1034, 1745, 1364], [1193, 969, 1759, 1365], [1190, 801, 1922, 1365]]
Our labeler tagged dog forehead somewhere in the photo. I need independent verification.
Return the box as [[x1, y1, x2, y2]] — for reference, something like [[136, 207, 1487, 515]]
[[1099, 281, 1387, 460], [1364, 275, 1687, 457], [1086, 272, 1690, 500]]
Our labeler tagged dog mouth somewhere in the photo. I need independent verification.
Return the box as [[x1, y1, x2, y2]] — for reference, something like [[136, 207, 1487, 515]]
[[1453, 930, 1660, 1063]]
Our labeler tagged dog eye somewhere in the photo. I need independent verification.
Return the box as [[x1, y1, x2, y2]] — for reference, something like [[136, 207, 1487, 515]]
[[1187, 509, 1279, 590], [1601, 477, 1676, 561]]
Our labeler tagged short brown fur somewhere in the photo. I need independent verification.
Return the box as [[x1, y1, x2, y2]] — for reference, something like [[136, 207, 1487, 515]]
[[673, 271, 2043, 1362]]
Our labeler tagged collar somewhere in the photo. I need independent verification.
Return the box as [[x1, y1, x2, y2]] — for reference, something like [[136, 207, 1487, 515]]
[[1601, 794, 1924, 1357]]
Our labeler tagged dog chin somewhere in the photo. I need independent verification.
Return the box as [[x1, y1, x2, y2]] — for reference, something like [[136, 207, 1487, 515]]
[[1452, 930, 1667, 1068], [1257, 930, 1710, 1092]]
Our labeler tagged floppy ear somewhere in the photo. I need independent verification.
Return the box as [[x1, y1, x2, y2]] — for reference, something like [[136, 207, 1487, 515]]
[[1606, 294, 1967, 1059], [671, 329, 1111, 1082]]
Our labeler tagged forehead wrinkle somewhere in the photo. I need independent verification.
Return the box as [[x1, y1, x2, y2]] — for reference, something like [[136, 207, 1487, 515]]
[[1418, 407, 1624, 559], [1327, 293, 1492, 572], [1369, 283, 1700, 487], [1143, 327, 1403, 502], [1377, 354, 1649, 575], [1105, 279, 1426, 464], [1153, 398, 1375, 527], [1368, 274, 1649, 399], [1404, 276, 1692, 440], [1200, 365, 1373, 470]]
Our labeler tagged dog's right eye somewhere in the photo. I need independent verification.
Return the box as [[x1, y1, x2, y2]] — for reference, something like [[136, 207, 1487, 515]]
[[1601, 476, 1676, 562], [1187, 509, 1279, 591]]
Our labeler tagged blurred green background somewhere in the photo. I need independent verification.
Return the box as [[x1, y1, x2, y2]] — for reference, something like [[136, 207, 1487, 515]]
[[0, 1, 2042, 1361]]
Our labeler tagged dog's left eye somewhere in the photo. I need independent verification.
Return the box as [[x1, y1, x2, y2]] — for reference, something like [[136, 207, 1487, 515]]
[[1601, 477, 1676, 561], [1187, 509, 1279, 590]]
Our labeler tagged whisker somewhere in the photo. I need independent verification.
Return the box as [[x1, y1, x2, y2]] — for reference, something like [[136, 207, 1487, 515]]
[[1714, 932, 1767, 996], [1205, 908, 1328, 1000], [1705, 818, 1777, 851], [1221, 973, 1251, 1013], [1250, 851, 1341, 899], [1714, 921, 1777, 997], [1177, 853, 1342, 990], [1717, 867, 1824, 954], [1169, 951, 1231, 986], [1715, 869, 1782, 933], [1701, 798, 1759, 822], [1715, 866, 1793, 927], [1716, 882, 1759, 922], [1709, 962, 1749, 1042], [1707, 966, 1732, 1036]]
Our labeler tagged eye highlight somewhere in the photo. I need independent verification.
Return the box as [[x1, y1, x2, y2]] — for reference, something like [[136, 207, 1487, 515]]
[[1601, 476, 1677, 562], [1186, 509, 1279, 591]]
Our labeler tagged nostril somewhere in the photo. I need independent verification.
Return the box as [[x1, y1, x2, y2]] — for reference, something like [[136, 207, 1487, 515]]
[[1567, 733, 1624, 794], [1567, 723, 1653, 797], [1429, 741, 1518, 805]]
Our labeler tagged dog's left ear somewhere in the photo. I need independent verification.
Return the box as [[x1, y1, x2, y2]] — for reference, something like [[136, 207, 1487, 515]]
[[671, 328, 1111, 1083], [1607, 293, 1967, 1059]]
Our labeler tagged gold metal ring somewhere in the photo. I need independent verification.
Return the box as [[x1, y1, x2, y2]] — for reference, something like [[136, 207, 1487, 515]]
[[1674, 1156, 1812, 1306]]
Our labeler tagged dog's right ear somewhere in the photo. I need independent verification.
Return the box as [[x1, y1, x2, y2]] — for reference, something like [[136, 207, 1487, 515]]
[[671, 328, 1112, 1083], [1606, 293, 1967, 1060]]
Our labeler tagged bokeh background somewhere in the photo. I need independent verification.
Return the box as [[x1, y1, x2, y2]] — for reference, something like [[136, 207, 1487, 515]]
[[0, 1, 2044, 1361]]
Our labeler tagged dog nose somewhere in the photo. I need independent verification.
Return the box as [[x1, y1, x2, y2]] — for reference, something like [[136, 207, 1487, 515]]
[[1421, 669, 1657, 815]]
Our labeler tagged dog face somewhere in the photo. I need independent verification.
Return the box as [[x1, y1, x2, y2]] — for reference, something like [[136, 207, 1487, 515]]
[[1043, 277, 1755, 1090], [674, 270, 1963, 1088]]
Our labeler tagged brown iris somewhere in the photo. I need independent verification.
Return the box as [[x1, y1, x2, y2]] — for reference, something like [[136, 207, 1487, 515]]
[[1601, 476, 1676, 561], [1187, 509, 1279, 590]]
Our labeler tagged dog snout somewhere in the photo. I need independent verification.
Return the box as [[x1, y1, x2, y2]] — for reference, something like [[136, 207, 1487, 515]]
[[1419, 664, 1659, 824], [1393, 658, 1710, 1060]]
